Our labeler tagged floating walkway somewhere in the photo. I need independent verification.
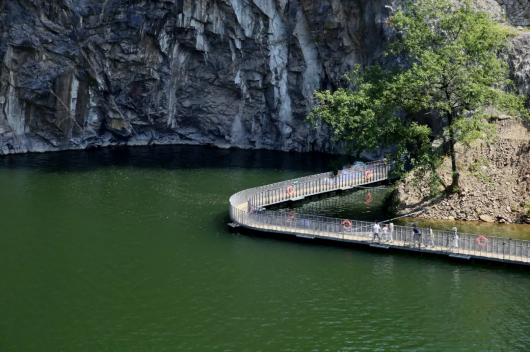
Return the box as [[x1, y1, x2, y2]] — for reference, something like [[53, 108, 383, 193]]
[[228, 161, 530, 267]]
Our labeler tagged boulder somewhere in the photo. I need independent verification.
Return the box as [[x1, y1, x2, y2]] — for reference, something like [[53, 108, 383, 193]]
[[479, 214, 495, 223]]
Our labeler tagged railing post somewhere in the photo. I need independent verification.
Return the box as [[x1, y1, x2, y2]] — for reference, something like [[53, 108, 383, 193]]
[[363, 165, 367, 183]]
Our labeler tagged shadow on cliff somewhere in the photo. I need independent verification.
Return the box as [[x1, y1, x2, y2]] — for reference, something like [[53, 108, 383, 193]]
[[0, 145, 341, 174]]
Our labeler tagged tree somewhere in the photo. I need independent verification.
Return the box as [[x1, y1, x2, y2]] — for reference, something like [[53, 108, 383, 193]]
[[308, 0, 528, 194]]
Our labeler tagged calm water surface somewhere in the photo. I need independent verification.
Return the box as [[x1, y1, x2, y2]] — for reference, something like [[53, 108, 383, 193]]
[[0, 146, 529, 351]]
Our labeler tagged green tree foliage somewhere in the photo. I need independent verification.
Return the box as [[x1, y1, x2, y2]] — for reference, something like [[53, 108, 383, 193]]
[[308, 0, 528, 194]]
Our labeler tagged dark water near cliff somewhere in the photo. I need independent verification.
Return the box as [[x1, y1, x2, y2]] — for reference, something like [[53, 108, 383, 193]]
[[1, 146, 529, 351]]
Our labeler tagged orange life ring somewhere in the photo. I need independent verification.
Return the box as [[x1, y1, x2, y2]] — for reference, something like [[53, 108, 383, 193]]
[[342, 220, 352, 230], [477, 236, 488, 246], [365, 170, 373, 179], [287, 186, 294, 195]]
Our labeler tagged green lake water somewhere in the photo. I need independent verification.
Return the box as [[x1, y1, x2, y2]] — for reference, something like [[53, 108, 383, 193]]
[[1, 146, 529, 351]]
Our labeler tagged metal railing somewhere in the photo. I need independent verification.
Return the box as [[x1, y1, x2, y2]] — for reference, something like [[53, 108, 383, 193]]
[[247, 161, 389, 209], [229, 160, 530, 264]]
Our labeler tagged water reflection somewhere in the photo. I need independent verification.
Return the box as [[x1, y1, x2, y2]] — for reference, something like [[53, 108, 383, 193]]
[[278, 187, 389, 222], [0, 145, 336, 174], [452, 268, 461, 290], [373, 256, 394, 279]]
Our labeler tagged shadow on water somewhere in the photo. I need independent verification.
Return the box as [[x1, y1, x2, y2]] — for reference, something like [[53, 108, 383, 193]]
[[0, 145, 339, 173]]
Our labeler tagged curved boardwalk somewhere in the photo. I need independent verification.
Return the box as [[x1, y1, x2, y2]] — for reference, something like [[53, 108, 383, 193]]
[[229, 161, 530, 267]]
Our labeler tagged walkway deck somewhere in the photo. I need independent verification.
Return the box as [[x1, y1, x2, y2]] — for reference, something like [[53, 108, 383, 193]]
[[229, 161, 530, 267]]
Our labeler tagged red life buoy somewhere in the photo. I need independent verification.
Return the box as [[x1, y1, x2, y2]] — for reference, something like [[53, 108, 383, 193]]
[[365, 170, 373, 179], [477, 236, 488, 246], [342, 220, 352, 230], [287, 186, 294, 195]]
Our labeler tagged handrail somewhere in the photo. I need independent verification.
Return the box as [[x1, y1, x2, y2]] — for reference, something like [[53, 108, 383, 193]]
[[229, 160, 530, 265], [380, 210, 425, 223]]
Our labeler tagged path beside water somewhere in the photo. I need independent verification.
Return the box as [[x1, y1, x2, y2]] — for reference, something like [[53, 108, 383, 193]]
[[278, 187, 530, 240], [229, 162, 530, 267]]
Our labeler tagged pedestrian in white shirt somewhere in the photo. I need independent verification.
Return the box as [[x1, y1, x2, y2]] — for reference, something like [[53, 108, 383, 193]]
[[451, 226, 459, 250], [389, 222, 394, 243], [427, 226, 435, 248], [382, 224, 388, 241], [372, 221, 381, 243]]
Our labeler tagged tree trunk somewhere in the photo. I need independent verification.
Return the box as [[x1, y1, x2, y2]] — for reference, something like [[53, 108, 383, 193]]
[[446, 114, 459, 193]]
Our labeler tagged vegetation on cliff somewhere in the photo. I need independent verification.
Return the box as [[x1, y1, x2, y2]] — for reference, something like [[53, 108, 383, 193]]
[[309, 0, 528, 194], [394, 119, 530, 224]]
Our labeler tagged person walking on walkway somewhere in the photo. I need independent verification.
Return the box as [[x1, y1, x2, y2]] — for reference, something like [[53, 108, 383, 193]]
[[451, 226, 459, 250], [382, 224, 388, 242], [413, 224, 422, 249], [427, 226, 435, 248], [372, 221, 381, 243], [389, 222, 394, 243]]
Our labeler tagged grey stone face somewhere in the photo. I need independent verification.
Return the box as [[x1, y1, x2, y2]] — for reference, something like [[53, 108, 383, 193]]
[[510, 34, 530, 97], [495, 0, 530, 26], [0, 0, 528, 155], [0, 0, 397, 154]]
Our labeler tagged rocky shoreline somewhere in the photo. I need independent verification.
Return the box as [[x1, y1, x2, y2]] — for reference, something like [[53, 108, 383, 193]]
[[392, 119, 530, 225]]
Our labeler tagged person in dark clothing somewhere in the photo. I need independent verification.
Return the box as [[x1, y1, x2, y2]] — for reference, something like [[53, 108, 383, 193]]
[[413, 224, 422, 249]]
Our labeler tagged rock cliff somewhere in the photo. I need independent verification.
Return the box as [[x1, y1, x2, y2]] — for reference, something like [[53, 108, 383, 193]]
[[0, 0, 397, 154], [0, 0, 528, 155]]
